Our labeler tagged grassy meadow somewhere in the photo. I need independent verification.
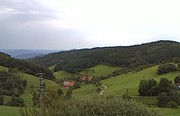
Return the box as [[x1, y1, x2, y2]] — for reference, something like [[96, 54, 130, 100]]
[[54, 70, 72, 80], [73, 65, 180, 116], [0, 64, 180, 116], [80, 64, 121, 77], [19, 73, 60, 105], [0, 106, 20, 116], [0, 65, 8, 71], [102, 65, 179, 96], [73, 65, 180, 97], [0, 65, 60, 116]]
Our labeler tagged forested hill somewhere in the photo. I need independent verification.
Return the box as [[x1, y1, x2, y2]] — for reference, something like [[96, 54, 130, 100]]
[[0, 52, 54, 79], [29, 40, 180, 73]]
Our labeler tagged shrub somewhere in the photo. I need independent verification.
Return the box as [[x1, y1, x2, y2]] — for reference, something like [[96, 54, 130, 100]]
[[20, 96, 160, 116], [8, 96, 25, 107], [174, 76, 180, 84], [157, 92, 170, 107], [138, 79, 158, 96], [167, 101, 178, 109], [157, 64, 177, 75]]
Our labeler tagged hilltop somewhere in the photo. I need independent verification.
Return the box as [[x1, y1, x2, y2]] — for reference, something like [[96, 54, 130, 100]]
[[0, 49, 59, 59], [29, 40, 180, 73], [0, 52, 54, 79]]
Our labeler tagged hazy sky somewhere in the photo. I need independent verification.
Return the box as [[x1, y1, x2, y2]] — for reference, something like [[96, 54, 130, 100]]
[[0, 0, 180, 50]]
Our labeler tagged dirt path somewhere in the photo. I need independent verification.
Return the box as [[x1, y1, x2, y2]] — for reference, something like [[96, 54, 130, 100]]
[[100, 85, 107, 95]]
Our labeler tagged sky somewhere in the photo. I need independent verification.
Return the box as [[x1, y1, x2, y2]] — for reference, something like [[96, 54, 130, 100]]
[[0, 0, 180, 50]]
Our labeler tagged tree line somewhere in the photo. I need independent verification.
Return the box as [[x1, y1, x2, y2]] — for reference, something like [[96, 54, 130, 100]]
[[30, 41, 180, 73], [138, 76, 180, 108], [0, 52, 54, 79], [0, 69, 27, 106]]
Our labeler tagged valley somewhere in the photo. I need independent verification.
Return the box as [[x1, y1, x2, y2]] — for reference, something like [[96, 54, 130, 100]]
[[0, 41, 180, 116]]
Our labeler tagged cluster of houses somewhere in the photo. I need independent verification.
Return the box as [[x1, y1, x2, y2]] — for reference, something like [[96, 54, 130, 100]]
[[62, 75, 180, 90], [63, 75, 93, 89]]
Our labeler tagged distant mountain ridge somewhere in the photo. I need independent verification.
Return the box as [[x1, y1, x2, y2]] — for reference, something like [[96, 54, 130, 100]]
[[0, 49, 60, 59], [29, 40, 180, 73]]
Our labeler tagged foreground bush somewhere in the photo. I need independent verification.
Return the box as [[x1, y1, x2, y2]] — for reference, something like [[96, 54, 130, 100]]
[[20, 95, 160, 116]]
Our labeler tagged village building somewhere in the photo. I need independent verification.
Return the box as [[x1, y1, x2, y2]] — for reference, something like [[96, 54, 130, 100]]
[[63, 81, 75, 88], [80, 75, 93, 82]]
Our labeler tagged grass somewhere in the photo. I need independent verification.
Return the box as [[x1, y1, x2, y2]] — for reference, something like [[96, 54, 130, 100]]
[[1, 64, 180, 116], [54, 70, 72, 80], [102, 65, 180, 96], [73, 84, 98, 97], [133, 96, 157, 105], [0, 106, 20, 116], [73, 65, 180, 97], [80, 64, 121, 77], [0, 65, 8, 71], [48, 65, 56, 71], [160, 108, 180, 116], [19, 73, 60, 105], [0, 65, 60, 105], [0, 66, 60, 116]]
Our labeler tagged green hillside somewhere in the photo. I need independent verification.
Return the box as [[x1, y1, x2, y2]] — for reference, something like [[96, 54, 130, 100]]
[[54, 70, 72, 80], [73, 65, 180, 96], [72, 65, 180, 116], [0, 65, 59, 116], [48, 64, 56, 71], [0, 52, 54, 79], [0, 65, 59, 105], [80, 64, 121, 77], [102, 65, 179, 96], [1, 64, 179, 116], [0, 106, 20, 116], [19, 73, 59, 105], [0, 65, 8, 71], [30, 41, 180, 73]]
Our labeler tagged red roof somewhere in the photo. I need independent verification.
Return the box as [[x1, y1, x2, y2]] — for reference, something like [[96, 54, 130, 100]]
[[80, 75, 93, 82], [63, 81, 75, 88]]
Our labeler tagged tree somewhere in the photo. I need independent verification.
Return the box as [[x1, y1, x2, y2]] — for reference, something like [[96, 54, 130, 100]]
[[174, 76, 180, 84], [9, 96, 25, 107], [157, 91, 180, 107], [157, 64, 177, 75], [96, 88, 101, 93], [138, 80, 148, 96], [0, 88, 4, 105], [57, 89, 64, 96], [138, 79, 158, 96], [167, 101, 178, 109], [158, 78, 174, 93], [175, 92, 180, 105], [157, 92, 170, 107], [65, 87, 72, 99]]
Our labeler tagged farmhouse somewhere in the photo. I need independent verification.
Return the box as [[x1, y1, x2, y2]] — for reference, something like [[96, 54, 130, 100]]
[[80, 75, 93, 82], [63, 81, 75, 88]]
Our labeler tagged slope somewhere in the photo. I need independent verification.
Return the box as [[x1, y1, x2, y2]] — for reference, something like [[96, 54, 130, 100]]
[[29, 40, 180, 73], [73, 65, 180, 96], [80, 64, 121, 77], [20, 73, 59, 105], [0, 52, 54, 79], [102, 65, 179, 96], [0, 65, 59, 105]]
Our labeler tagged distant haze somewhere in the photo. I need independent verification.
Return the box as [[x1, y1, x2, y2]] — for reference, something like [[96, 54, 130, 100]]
[[0, 0, 180, 50], [0, 49, 60, 59]]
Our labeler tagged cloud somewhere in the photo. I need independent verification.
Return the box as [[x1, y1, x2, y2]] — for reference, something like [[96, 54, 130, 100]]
[[0, 0, 57, 22], [0, 23, 94, 50], [1, 0, 180, 50], [0, 0, 93, 50]]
